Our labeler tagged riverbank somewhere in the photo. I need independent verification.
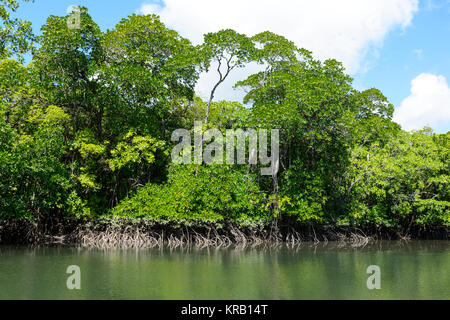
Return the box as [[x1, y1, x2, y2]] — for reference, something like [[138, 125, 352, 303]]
[[0, 218, 448, 248]]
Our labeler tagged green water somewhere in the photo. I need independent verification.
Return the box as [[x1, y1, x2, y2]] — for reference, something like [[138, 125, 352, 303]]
[[0, 241, 448, 300]]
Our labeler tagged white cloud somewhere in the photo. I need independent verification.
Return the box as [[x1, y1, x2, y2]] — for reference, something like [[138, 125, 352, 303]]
[[66, 5, 79, 14], [139, 0, 418, 74], [193, 61, 263, 103], [138, 0, 418, 103], [394, 73, 450, 131]]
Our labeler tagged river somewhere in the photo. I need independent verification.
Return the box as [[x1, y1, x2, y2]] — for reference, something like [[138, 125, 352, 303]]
[[0, 240, 448, 299]]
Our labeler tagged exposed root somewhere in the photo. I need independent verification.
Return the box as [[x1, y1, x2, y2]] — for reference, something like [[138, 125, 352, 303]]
[[0, 218, 448, 248]]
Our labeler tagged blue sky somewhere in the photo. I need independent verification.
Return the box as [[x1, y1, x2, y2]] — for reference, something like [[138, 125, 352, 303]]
[[13, 0, 450, 133]]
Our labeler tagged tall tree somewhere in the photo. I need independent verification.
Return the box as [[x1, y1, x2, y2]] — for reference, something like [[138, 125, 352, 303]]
[[0, 0, 34, 61], [237, 39, 355, 222], [101, 14, 200, 139], [201, 29, 255, 123]]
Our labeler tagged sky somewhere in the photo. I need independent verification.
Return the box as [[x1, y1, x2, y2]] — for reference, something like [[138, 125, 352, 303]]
[[13, 0, 450, 133]]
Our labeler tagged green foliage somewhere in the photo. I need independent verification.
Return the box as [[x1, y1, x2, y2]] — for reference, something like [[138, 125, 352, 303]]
[[0, 107, 78, 219], [237, 48, 355, 222], [0, 0, 34, 61], [111, 165, 270, 226], [108, 130, 166, 172], [345, 130, 449, 226], [0, 58, 35, 131], [202, 29, 256, 70], [28, 9, 203, 215], [0, 4, 447, 231], [200, 29, 256, 123], [177, 96, 250, 129], [101, 14, 200, 138]]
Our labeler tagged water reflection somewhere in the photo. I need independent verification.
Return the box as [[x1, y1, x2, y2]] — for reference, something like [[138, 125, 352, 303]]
[[0, 241, 448, 300]]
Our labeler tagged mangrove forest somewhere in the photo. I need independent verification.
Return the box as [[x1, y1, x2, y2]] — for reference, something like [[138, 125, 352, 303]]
[[0, 3, 448, 246]]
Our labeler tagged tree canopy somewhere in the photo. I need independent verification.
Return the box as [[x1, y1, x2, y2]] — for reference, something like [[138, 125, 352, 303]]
[[0, 3, 448, 232]]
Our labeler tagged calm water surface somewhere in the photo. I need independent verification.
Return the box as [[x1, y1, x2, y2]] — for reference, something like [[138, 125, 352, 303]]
[[0, 240, 448, 299]]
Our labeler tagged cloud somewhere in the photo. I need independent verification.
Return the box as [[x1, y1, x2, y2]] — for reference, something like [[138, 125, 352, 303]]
[[138, 0, 419, 103], [138, 2, 163, 15], [139, 0, 418, 74], [66, 5, 79, 14], [394, 73, 450, 131]]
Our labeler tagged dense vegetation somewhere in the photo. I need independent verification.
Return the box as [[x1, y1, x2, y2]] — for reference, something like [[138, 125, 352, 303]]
[[0, 3, 448, 237]]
